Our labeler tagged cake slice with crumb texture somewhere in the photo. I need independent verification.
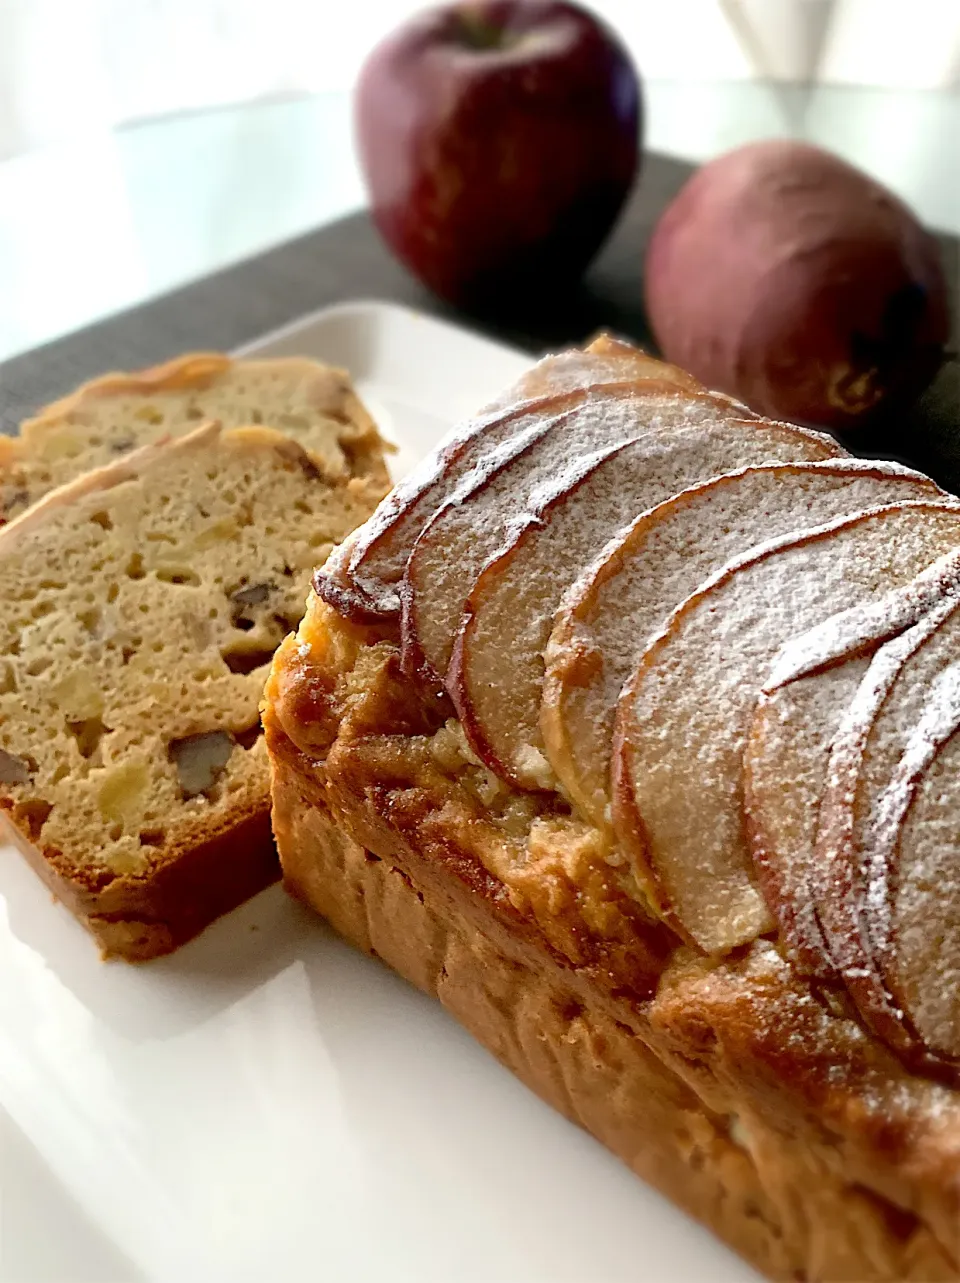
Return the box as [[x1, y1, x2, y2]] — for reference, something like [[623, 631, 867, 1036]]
[[0, 421, 384, 959], [0, 352, 388, 525]]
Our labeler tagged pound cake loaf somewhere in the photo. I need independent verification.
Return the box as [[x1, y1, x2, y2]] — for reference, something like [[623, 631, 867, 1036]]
[[0, 421, 386, 959], [265, 338, 960, 1282], [0, 352, 388, 525]]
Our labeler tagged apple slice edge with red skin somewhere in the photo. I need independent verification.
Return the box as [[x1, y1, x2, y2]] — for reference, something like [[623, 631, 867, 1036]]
[[610, 503, 960, 957], [445, 437, 635, 786], [744, 551, 960, 973], [397, 378, 718, 687], [814, 640, 960, 1082], [397, 396, 585, 688], [315, 345, 777, 625], [314, 388, 590, 623], [398, 376, 801, 689], [445, 416, 845, 796], [544, 457, 941, 832]]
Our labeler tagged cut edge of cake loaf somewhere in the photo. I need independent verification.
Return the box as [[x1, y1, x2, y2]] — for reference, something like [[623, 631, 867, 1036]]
[[0, 420, 387, 960], [0, 352, 390, 526]]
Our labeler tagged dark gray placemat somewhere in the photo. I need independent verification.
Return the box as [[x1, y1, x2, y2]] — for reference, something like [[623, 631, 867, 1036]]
[[2, 152, 957, 485]]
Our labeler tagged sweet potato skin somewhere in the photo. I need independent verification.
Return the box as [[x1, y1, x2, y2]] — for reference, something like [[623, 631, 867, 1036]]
[[644, 141, 949, 432]]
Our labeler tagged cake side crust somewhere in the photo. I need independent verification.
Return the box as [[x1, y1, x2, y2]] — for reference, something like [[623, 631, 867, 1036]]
[[264, 597, 960, 1281], [267, 722, 958, 1283]]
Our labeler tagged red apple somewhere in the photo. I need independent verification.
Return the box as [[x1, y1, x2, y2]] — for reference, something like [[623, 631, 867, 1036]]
[[355, 1, 641, 305]]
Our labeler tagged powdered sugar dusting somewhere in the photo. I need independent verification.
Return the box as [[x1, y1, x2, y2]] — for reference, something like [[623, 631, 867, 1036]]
[[339, 376, 711, 611], [322, 347, 847, 617], [615, 503, 960, 955], [404, 388, 722, 677], [452, 419, 840, 794], [320, 394, 585, 615], [810, 604, 957, 979], [864, 662, 960, 953], [893, 728, 960, 1056], [746, 660, 869, 968], [765, 545, 960, 692], [543, 459, 937, 826], [480, 347, 688, 409]]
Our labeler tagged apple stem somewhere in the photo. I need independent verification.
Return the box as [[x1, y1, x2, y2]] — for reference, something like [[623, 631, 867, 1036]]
[[453, 8, 510, 50]]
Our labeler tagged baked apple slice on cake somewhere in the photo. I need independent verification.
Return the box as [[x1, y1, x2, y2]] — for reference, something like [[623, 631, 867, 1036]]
[[745, 652, 873, 968], [316, 390, 586, 620], [746, 579, 960, 972], [317, 338, 677, 623], [808, 596, 960, 1070], [486, 333, 705, 408], [875, 692, 960, 1068], [746, 550, 960, 963], [611, 502, 960, 955], [318, 340, 836, 624], [815, 654, 960, 1074], [445, 415, 842, 791], [402, 384, 837, 685], [542, 460, 939, 828]]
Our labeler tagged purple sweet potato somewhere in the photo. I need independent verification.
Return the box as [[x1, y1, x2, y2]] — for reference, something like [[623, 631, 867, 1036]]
[[644, 141, 949, 432]]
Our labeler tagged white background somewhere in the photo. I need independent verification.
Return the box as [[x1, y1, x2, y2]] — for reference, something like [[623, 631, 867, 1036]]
[[0, 0, 958, 160]]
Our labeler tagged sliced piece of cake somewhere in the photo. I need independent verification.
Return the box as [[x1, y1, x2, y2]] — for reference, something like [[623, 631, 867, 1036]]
[[0, 422, 385, 960], [0, 352, 388, 525]]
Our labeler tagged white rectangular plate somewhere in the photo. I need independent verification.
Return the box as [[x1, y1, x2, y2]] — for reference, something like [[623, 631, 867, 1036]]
[[0, 301, 756, 1283]]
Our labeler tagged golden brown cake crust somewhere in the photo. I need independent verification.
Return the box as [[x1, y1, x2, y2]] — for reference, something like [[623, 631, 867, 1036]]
[[264, 602, 960, 1283], [2, 800, 276, 960], [1, 351, 390, 527]]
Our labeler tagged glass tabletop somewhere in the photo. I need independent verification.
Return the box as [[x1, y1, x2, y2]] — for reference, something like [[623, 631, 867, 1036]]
[[0, 81, 957, 364]]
